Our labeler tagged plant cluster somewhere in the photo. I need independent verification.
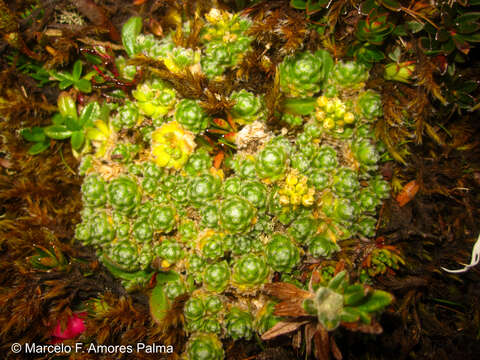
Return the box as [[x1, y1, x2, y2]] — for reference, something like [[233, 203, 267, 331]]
[[21, 8, 394, 360]]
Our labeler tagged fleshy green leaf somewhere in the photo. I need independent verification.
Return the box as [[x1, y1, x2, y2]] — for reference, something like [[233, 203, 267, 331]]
[[79, 102, 100, 127], [315, 49, 334, 81], [28, 141, 49, 155], [406, 21, 424, 33], [65, 116, 82, 131], [70, 131, 85, 151], [44, 125, 73, 140], [52, 113, 66, 125], [306, 0, 328, 14], [21, 127, 46, 142], [83, 53, 103, 65], [50, 71, 71, 81], [72, 60, 83, 80], [58, 93, 77, 119], [156, 271, 180, 284], [355, 290, 394, 313], [283, 97, 316, 115], [122, 16, 143, 57], [456, 12, 480, 34], [328, 270, 348, 292], [462, 32, 480, 42], [150, 283, 169, 323], [75, 78, 92, 93], [58, 79, 74, 90], [379, 0, 401, 11], [290, 0, 307, 10]]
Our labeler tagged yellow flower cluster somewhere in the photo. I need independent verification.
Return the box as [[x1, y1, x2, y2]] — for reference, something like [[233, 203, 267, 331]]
[[278, 170, 315, 207], [315, 95, 355, 130]]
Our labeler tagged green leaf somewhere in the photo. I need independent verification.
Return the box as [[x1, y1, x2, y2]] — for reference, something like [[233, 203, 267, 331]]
[[52, 113, 66, 125], [28, 141, 49, 155], [74, 78, 92, 93], [344, 286, 370, 306], [83, 53, 103, 65], [355, 290, 394, 313], [83, 70, 97, 81], [58, 79, 73, 90], [456, 12, 480, 34], [379, 0, 401, 11], [306, 0, 328, 14], [150, 283, 169, 323], [388, 46, 402, 62], [21, 127, 46, 142], [283, 97, 316, 115], [99, 103, 113, 121], [44, 125, 73, 140], [79, 102, 100, 127], [70, 131, 85, 151], [340, 307, 362, 323], [50, 71, 71, 81], [65, 116, 82, 131], [392, 24, 407, 36], [406, 21, 424, 33], [101, 255, 152, 280], [462, 32, 480, 42], [315, 49, 334, 80], [156, 271, 180, 284], [58, 93, 77, 120], [328, 271, 347, 292], [362, 48, 385, 62], [72, 60, 83, 81], [290, 0, 307, 10], [122, 16, 143, 57]]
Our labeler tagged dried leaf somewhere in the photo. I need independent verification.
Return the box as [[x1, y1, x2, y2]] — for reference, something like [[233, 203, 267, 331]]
[[264, 282, 313, 300], [261, 320, 310, 340]]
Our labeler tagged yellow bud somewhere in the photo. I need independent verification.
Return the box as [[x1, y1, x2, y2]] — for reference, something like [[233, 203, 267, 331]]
[[323, 117, 335, 130], [290, 194, 301, 205], [161, 260, 171, 268], [316, 95, 328, 108], [315, 110, 326, 121], [302, 194, 314, 207], [295, 182, 307, 194], [286, 173, 298, 186], [325, 100, 336, 113], [344, 112, 355, 124], [279, 195, 290, 205]]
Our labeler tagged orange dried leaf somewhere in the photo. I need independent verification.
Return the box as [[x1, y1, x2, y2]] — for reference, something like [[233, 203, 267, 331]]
[[396, 180, 419, 207]]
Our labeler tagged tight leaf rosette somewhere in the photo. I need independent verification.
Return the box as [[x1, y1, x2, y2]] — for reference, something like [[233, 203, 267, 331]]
[[232, 254, 269, 288], [266, 234, 300, 273], [175, 99, 210, 134], [279, 50, 334, 97], [219, 196, 256, 234]]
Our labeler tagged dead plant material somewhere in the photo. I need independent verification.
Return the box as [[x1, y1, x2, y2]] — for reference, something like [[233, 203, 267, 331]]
[[152, 293, 188, 348], [246, 2, 309, 56], [70, 0, 120, 41]]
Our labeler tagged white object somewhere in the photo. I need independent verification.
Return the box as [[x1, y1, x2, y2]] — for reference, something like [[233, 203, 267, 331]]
[[442, 233, 480, 273]]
